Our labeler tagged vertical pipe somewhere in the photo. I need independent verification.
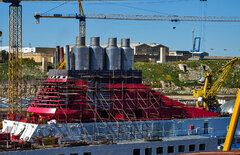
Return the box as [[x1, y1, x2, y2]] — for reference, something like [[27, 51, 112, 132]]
[[60, 47, 64, 64], [65, 45, 70, 70], [56, 46, 60, 67], [223, 89, 240, 151], [54, 50, 57, 69]]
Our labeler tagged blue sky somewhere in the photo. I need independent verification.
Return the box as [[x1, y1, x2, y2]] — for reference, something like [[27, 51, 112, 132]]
[[0, 0, 240, 56]]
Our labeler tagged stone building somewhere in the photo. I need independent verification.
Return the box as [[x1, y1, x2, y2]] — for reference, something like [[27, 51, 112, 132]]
[[1, 46, 55, 63], [133, 43, 169, 63]]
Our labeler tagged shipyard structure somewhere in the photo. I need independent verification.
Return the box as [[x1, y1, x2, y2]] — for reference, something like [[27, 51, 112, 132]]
[[23, 37, 217, 124], [1, 37, 240, 155]]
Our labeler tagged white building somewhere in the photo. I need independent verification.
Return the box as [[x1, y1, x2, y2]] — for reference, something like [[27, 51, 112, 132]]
[[1, 46, 36, 53]]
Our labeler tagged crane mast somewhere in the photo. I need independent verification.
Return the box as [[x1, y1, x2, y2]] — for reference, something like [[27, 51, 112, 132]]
[[8, 0, 22, 115], [77, 0, 86, 42]]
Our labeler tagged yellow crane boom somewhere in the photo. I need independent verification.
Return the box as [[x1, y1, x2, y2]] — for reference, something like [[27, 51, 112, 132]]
[[223, 89, 240, 151], [193, 57, 239, 111]]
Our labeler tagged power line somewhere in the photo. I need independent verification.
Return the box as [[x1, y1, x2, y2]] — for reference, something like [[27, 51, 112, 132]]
[[40, 0, 192, 16], [42, 1, 69, 15]]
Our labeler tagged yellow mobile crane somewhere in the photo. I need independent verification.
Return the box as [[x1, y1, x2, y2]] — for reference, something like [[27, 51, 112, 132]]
[[193, 57, 239, 111]]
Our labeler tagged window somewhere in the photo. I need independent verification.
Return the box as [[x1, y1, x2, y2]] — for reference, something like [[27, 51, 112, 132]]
[[133, 149, 140, 155], [199, 144, 205, 151], [178, 145, 185, 153], [167, 146, 174, 154], [189, 144, 195, 152], [156, 147, 163, 154], [145, 148, 152, 155], [83, 152, 91, 155], [204, 122, 208, 134]]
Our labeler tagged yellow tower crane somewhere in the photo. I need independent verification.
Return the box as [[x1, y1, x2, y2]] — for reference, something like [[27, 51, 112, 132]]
[[193, 57, 239, 111]]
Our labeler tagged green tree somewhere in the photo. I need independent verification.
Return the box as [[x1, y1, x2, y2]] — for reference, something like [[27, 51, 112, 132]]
[[0, 50, 8, 62]]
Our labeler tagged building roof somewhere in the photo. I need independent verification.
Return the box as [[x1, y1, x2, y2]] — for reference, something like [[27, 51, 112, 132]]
[[96, 42, 168, 49]]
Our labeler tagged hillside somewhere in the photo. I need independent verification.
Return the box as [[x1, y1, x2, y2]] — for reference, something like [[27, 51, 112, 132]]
[[135, 60, 240, 89], [0, 59, 239, 92]]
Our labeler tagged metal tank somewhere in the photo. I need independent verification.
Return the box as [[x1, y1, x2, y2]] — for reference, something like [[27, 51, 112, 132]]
[[120, 38, 134, 70], [89, 37, 104, 70], [217, 99, 235, 114], [72, 37, 89, 70], [105, 38, 121, 70]]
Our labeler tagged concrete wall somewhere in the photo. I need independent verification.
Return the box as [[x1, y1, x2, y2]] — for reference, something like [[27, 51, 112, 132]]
[[22, 53, 53, 63], [0, 80, 42, 98]]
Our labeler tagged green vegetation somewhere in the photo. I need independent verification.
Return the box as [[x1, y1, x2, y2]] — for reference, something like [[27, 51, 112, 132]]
[[0, 50, 8, 63], [0, 58, 47, 81], [0, 58, 239, 89], [135, 60, 240, 88]]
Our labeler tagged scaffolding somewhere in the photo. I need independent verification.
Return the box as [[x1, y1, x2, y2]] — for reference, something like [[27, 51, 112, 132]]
[[25, 69, 217, 142]]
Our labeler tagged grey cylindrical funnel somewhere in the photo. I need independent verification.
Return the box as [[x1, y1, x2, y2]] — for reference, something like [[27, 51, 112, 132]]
[[105, 38, 121, 70], [90, 37, 100, 46], [90, 37, 103, 70], [121, 38, 130, 47], [121, 38, 134, 70], [76, 36, 86, 46], [108, 38, 117, 46]]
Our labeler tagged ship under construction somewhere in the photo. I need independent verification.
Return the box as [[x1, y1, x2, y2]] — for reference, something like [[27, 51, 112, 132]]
[[0, 37, 240, 155]]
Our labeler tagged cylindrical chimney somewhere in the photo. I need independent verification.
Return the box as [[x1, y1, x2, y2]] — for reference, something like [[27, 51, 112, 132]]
[[108, 38, 117, 47], [54, 50, 57, 69], [90, 37, 103, 70], [105, 38, 121, 70], [73, 36, 89, 70], [60, 47, 64, 63], [121, 38, 134, 70], [65, 45, 70, 70], [90, 37, 100, 46], [76, 36, 86, 46], [55, 46, 60, 67], [121, 38, 130, 47]]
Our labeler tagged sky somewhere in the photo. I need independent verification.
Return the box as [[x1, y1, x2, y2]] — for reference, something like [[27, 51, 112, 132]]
[[0, 0, 240, 57]]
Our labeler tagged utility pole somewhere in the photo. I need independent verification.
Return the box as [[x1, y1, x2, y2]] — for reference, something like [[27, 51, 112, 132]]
[[192, 27, 196, 58]]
